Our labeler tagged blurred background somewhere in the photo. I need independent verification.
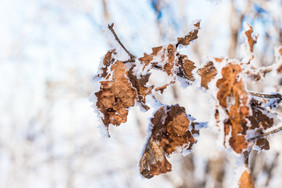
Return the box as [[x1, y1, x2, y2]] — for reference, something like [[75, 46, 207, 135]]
[[0, 0, 282, 187]]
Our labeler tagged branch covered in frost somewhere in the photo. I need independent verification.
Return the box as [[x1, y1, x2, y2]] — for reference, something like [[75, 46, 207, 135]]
[[91, 22, 282, 182], [249, 92, 282, 100], [248, 126, 282, 142]]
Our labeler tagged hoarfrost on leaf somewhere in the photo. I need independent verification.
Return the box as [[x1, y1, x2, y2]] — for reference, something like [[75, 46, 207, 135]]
[[139, 104, 205, 178]]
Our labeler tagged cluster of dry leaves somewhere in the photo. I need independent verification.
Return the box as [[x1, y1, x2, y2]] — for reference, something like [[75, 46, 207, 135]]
[[92, 22, 282, 187]]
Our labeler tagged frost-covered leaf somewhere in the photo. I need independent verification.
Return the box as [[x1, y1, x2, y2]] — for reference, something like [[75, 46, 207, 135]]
[[216, 63, 250, 153], [139, 137, 172, 179], [255, 138, 270, 150], [238, 170, 254, 188], [214, 57, 224, 62], [139, 105, 201, 178], [155, 82, 174, 94], [98, 50, 117, 77], [177, 21, 200, 46], [247, 97, 278, 151], [215, 63, 276, 152], [138, 44, 178, 93], [139, 44, 177, 76], [163, 44, 177, 76], [95, 61, 137, 129], [244, 23, 258, 53], [92, 22, 282, 183], [245, 66, 262, 81], [139, 46, 162, 66], [248, 99, 274, 130], [128, 66, 152, 110], [177, 54, 196, 82], [198, 61, 217, 89]]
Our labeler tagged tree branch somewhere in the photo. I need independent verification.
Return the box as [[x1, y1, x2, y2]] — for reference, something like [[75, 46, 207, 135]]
[[108, 23, 281, 104], [108, 23, 136, 63], [249, 91, 282, 109]]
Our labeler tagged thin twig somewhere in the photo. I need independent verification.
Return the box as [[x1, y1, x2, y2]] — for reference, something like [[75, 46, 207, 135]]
[[108, 23, 136, 62], [249, 91, 282, 99], [264, 126, 282, 136], [248, 126, 282, 141]]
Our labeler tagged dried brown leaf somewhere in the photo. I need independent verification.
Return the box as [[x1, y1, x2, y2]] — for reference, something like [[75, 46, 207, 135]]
[[99, 50, 116, 77], [229, 135, 249, 154], [155, 83, 170, 94], [245, 24, 257, 53], [139, 137, 172, 179], [247, 98, 274, 151], [139, 53, 153, 67], [198, 61, 217, 89], [139, 45, 177, 76], [255, 138, 270, 150], [164, 44, 177, 75], [245, 66, 262, 81], [248, 99, 274, 130], [95, 61, 137, 128], [177, 22, 200, 46], [214, 57, 224, 62], [238, 170, 254, 188], [138, 46, 162, 67], [128, 66, 152, 110], [178, 54, 196, 82], [139, 105, 198, 178], [138, 44, 178, 93], [217, 63, 250, 153]]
